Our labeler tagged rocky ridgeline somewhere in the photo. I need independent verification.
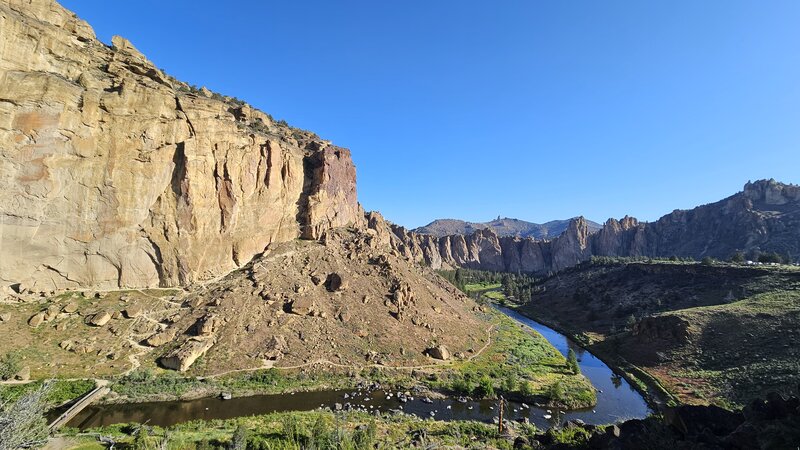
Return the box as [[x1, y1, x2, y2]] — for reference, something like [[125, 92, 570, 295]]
[[0, 0, 361, 293], [394, 179, 800, 274], [413, 217, 602, 239]]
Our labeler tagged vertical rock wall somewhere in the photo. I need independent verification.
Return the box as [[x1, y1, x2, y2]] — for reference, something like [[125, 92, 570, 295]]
[[0, 0, 361, 291]]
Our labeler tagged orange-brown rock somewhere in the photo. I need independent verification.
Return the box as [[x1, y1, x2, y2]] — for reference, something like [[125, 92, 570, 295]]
[[0, 0, 361, 293], [159, 338, 215, 372]]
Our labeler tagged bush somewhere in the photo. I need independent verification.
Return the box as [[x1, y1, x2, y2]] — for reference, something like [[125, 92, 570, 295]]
[[548, 426, 591, 446], [0, 353, 21, 380], [758, 252, 787, 264], [546, 381, 566, 404], [519, 380, 535, 398], [352, 421, 377, 449], [281, 414, 304, 445], [451, 376, 475, 396], [0, 383, 51, 449], [230, 425, 248, 450], [476, 376, 495, 398], [501, 373, 517, 392]]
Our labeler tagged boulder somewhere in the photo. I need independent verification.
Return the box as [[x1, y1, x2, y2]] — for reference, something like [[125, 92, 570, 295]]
[[123, 304, 145, 318], [0, 313, 11, 322], [14, 366, 30, 381], [62, 302, 79, 314], [197, 314, 221, 335], [427, 345, 451, 360], [28, 312, 46, 327], [160, 338, 215, 371], [89, 311, 112, 327], [146, 332, 173, 347], [262, 335, 288, 360], [326, 273, 347, 292], [71, 343, 95, 354], [664, 404, 743, 437], [290, 298, 316, 315], [43, 305, 60, 322]]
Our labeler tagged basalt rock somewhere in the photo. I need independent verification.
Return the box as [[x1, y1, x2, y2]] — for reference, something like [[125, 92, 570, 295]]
[[325, 273, 346, 292], [0, 0, 361, 293]]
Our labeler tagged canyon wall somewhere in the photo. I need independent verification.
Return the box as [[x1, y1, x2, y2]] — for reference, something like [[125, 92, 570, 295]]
[[386, 180, 800, 274], [0, 0, 361, 292]]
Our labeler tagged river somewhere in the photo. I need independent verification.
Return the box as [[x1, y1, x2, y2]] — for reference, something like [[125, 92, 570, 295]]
[[63, 307, 651, 430]]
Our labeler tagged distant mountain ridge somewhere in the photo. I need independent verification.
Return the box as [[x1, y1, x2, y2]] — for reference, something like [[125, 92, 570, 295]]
[[414, 217, 602, 239], [382, 179, 800, 275]]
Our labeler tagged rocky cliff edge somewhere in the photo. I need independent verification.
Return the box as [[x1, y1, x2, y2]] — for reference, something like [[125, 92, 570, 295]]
[[0, 0, 361, 292]]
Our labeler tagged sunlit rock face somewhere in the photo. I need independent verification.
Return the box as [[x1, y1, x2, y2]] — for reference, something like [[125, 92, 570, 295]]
[[0, 0, 361, 291]]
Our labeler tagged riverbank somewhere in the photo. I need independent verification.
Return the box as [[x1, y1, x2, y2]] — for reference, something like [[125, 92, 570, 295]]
[[518, 261, 800, 409], [1, 307, 602, 432], [505, 306, 677, 412], [457, 278, 659, 414], [56, 408, 590, 449]]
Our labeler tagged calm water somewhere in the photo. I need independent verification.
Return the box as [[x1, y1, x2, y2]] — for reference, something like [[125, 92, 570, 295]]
[[62, 307, 651, 429]]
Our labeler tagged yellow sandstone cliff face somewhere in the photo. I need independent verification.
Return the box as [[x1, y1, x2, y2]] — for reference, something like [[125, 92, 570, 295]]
[[0, 0, 361, 292]]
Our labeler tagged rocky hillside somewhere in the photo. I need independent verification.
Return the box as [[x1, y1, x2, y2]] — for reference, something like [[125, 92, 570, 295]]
[[414, 217, 602, 239], [390, 180, 800, 274], [0, 0, 361, 293], [518, 261, 800, 408], [0, 223, 491, 378]]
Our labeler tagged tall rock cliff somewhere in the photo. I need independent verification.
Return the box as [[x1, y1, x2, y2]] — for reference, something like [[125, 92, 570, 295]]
[[0, 0, 361, 292], [393, 180, 800, 274]]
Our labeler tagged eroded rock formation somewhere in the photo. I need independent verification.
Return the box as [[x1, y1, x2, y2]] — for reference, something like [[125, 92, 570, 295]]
[[389, 180, 800, 274], [0, 0, 361, 292]]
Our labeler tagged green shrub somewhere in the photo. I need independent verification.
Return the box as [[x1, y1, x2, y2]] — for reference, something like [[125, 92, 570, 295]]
[[567, 349, 580, 375], [0, 352, 21, 380], [477, 376, 495, 398]]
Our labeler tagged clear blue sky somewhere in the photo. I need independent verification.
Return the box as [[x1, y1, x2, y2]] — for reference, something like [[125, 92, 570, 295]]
[[61, 1, 800, 228]]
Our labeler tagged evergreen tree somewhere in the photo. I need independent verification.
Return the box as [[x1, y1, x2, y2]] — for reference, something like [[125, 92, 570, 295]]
[[567, 349, 580, 375]]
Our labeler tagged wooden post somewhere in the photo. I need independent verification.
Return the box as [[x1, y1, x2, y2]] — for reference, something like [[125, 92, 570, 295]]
[[498, 396, 505, 433]]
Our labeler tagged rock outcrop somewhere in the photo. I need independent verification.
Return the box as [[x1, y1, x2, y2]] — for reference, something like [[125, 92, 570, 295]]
[[427, 345, 450, 360], [393, 180, 800, 274], [0, 0, 361, 292], [159, 337, 215, 372]]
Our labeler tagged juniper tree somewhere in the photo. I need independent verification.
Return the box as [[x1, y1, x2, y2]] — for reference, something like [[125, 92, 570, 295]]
[[567, 349, 580, 375]]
